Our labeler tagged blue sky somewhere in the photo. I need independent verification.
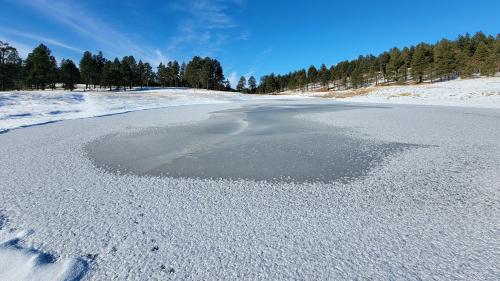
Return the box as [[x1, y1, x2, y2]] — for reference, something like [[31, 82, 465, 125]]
[[1, 0, 499, 86]]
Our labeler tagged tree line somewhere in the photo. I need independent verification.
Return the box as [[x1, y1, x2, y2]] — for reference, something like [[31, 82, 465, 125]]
[[0, 42, 231, 91], [257, 32, 500, 94]]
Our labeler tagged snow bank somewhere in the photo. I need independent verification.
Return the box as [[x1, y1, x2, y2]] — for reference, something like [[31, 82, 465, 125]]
[[0, 230, 89, 281], [0, 88, 304, 132], [332, 77, 500, 108]]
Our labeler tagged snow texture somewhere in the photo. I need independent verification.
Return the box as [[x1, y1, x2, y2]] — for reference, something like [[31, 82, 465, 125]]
[[0, 87, 304, 133], [331, 77, 500, 108], [0, 99, 499, 280], [0, 229, 89, 281]]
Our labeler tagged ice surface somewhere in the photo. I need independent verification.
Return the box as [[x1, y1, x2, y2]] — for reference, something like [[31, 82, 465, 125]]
[[0, 100, 499, 280], [87, 103, 418, 183]]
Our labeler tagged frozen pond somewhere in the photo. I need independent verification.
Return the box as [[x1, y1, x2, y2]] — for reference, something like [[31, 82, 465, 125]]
[[1, 100, 499, 280], [87, 104, 417, 183]]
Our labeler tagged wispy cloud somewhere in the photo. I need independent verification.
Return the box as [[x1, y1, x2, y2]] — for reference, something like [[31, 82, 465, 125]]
[[15, 0, 164, 63], [0, 27, 83, 53], [237, 31, 251, 41], [9, 0, 246, 66], [166, 0, 244, 57]]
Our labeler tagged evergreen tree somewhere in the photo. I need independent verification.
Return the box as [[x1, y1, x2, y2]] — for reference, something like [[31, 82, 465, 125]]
[[386, 48, 403, 82], [111, 58, 122, 90], [157, 63, 168, 87], [137, 60, 145, 88], [101, 61, 113, 90], [378, 52, 390, 82], [0, 41, 22, 90], [121, 56, 137, 89], [179, 62, 186, 86], [307, 65, 318, 89], [473, 41, 495, 76], [254, 31, 496, 94], [318, 64, 329, 88], [350, 61, 364, 89], [24, 44, 57, 90], [92, 51, 106, 88], [79, 51, 94, 89], [144, 62, 154, 87], [411, 43, 433, 83], [434, 39, 457, 80], [172, 61, 180, 87], [48, 55, 58, 89], [400, 47, 412, 82], [137, 61, 154, 87], [184, 56, 225, 90], [60, 59, 80, 90], [329, 65, 336, 88], [493, 36, 500, 73], [212, 59, 225, 90], [166, 61, 174, 86], [236, 76, 247, 92], [297, 69, 307, 90], [248, 76, 257, 93]]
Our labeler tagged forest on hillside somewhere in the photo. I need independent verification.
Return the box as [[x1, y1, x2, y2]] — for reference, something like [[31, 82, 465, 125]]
[[1, 31, 499, 94], [0, 43, 233, 91], [256, 32, 500, 94]]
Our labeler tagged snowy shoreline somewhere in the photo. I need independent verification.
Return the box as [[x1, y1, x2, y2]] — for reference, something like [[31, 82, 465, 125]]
[[288, 77, 500, 109], [0, 88, 307, 133], [2, 78, 500, 133]]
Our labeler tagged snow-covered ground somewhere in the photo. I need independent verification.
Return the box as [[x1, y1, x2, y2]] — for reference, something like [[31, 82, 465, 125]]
[[0, 88, 304, 133], [0, 100, 499, 280], [326, 77, 500, 108]]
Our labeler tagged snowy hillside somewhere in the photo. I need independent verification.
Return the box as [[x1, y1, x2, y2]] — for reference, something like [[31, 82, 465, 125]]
[[325, 77, 500, 108]]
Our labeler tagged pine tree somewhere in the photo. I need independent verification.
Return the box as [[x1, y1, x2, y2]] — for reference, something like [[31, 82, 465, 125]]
[[101, 61, 113, 90], [137, 60, 145, 88], [60, 59, 80, 90], [236, 76, 247, 92], [184, 56, 202, 88], [433, 39, 457, 80], [121, 56, 137, 89], [111, 58, 122, 90], [24, 44, 57, 90], [307, 65, 317, 89], [0, 41, 22, 90], [248, 76, 257, 93], [157, 63, 167, 87], [386, 48, 403, 82], [350, 61, 364, 89], [378, 52, 390, 82], [329, 65, 336, 88], [493, 36, 500, 73], [92, 51, 106, 88], [473, 41, 495, 76], [400, 47, 412, 82], [143, 62, 154, 87], [172, 61, 180, 87], [137, 61, 154, 88], [212, 59, 224, 90], [79, 51, 94, 90], [179, 62, 186, 86], [411, 43, 433, 83], [318, 64, 329, 88]]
